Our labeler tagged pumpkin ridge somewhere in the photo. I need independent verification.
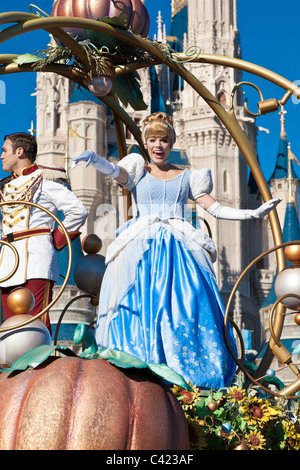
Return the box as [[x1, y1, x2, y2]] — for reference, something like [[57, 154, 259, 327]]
[[2, 370, 35, 450], [63, 356, 87, 449], [123, 371, 136, 450], [165, 387, 189, 449], [22, 357, 77, 450], [63, 357, 132, 450]]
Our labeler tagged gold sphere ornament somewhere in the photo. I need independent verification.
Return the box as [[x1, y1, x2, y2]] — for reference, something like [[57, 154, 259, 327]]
[[6, 287, 35, 315], [90, 297, 99, 307], [82, 234, 102, 254], [233, 440, 248, 450], [294, 312, 300, 325], [207, 401, 218, 412], [0, 314, 51, 366], [274, 265, 300, 310], [285, 244, 300, 264]]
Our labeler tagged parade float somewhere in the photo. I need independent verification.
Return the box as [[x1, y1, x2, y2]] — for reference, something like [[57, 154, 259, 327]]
[[0, 0, 300, 450]]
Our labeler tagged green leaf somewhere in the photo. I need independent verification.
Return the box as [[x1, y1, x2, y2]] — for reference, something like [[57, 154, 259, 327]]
[[214, 407, 227, 420], [97, 348, 193, 390], [212, 391, 224, 401], [102, 12, 129, 30], [12, 54, 40, 65], [234, 416, 247, 431], [112, 71, 147, 111], [194, 398, 210, 419], [86, 12, 129, 50], [0, 344, 76, 373]]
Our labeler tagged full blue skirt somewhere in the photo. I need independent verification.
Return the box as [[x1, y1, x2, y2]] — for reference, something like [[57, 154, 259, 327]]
[[96, 227, 237, 389]]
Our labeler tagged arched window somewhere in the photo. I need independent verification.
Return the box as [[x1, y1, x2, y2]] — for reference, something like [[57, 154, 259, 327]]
[[216, 79, 230, 106], [218, 91, 226, 106]]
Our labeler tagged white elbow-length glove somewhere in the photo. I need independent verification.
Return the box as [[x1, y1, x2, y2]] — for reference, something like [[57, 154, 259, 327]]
[[71, 150, 120, 178], [207, 198, 282, 220]]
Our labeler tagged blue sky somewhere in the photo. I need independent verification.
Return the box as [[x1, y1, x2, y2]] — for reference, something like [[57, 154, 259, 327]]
[[0, 0, 299, 182]]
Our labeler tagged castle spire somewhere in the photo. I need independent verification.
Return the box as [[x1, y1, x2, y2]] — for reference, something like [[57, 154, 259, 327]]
[[279, 106, 287, 140], [156, 11, 163, 42], [287, 142, 294, 203]]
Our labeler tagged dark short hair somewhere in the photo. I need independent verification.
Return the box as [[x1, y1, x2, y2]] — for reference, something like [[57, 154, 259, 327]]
[[4, 132, 37, 163]]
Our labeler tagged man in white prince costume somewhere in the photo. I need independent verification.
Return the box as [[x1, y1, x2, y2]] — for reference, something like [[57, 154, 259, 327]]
[[0, 132, 87, 333]]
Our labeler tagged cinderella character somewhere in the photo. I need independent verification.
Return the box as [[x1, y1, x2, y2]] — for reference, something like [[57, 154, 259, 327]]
[[72, 112, 281, 389]]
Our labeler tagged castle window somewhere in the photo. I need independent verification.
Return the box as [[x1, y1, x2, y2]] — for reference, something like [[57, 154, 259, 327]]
[[56, 112, 61, 130], [216, 79, 230, 106], [218, 91, 226, 106]]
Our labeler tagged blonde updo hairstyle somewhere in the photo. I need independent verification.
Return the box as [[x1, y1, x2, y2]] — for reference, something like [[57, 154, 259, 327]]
[[142, 112, 176, 147]]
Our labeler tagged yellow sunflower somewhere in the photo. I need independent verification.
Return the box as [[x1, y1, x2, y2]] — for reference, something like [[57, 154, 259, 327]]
[[283, 420, 300, 450], [245, 430, 266, 450], [227, 386, 246, 404], [172, 382, 201, 411], [240, 397, 281, 428]]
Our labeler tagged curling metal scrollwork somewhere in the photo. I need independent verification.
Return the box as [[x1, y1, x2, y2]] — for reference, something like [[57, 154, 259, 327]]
[[0, 200, 72, 333], [230, 81, 294, 117], [224, 240, 300, 400]]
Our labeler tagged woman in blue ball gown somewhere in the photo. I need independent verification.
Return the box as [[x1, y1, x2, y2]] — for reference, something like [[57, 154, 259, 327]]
[[72, 112, 280, 389]]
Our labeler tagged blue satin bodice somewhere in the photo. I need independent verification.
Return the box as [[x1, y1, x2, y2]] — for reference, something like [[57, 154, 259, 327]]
[[132, 169, 190, 220]]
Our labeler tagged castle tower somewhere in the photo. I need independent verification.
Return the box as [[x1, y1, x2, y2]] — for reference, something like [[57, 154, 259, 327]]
[[268, 107, 299, 227], [169, 0, 260, 347], [35, 72, 70, 168], [35, 75, 109, 343]]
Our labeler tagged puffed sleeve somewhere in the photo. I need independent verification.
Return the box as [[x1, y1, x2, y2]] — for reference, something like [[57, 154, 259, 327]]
[[189, 168, 213, 200], [118, 153, 146, 191]]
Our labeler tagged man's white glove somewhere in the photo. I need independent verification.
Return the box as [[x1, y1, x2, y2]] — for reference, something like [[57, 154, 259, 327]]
[[71, 150, 120, 178], [207, 198, 282, 220]]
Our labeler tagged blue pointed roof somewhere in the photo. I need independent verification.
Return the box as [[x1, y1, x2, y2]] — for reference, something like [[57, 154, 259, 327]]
[[166, 5, 188, 96], [282, 202, 300, 243], [168, 4, 188, 52], [269, 111, 297, 182], [150, 66, 166, 113], [269, 136, 297, 181]]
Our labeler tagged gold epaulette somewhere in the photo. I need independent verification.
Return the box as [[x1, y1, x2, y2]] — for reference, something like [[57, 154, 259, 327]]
[[37, 165, 69, 184]]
